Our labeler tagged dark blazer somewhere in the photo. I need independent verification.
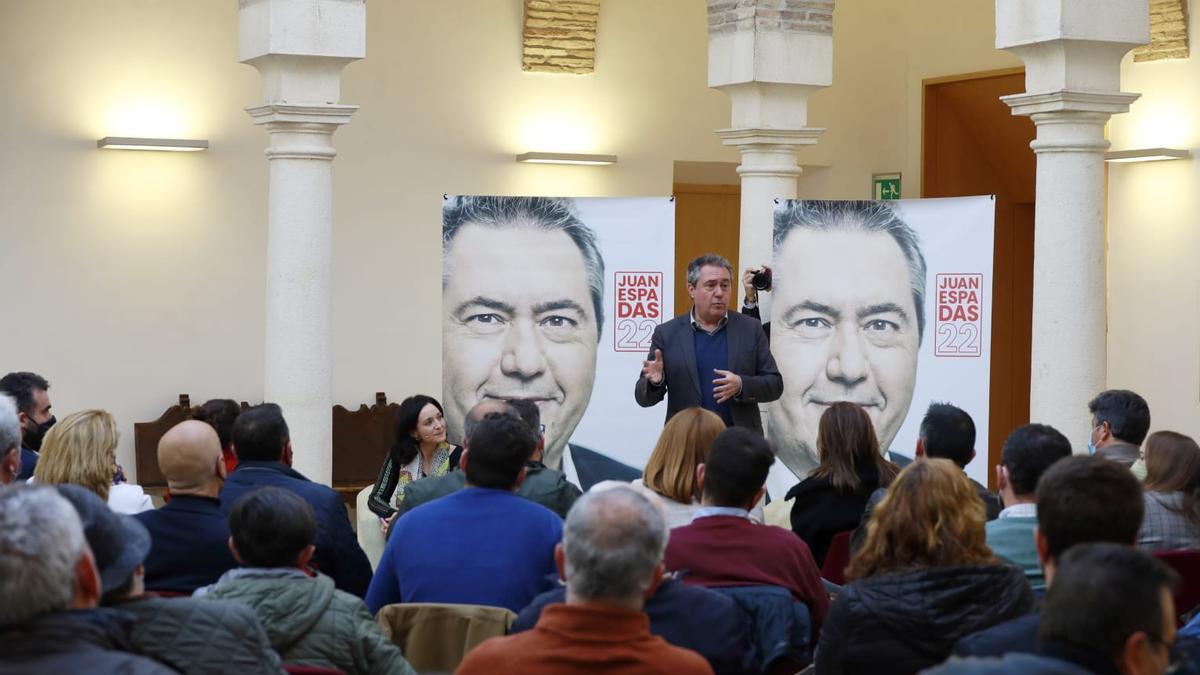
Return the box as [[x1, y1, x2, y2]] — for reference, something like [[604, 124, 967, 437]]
[[570, 444, 641, 491], [17, 445, 37, 481], [634, 311, 782, 433], [220, 461, 373, 597], [788, 464, 888, 567], [134, 495, 239, 593]]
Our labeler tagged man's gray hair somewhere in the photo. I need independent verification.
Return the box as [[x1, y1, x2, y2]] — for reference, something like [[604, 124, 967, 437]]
[[563, 486, 668, 601], [0, 395, 19, 458], [774, 200, 928, 342], [0, 486, 87, 627], [686, 253, 734, 287], [443, 196, 606, 342]]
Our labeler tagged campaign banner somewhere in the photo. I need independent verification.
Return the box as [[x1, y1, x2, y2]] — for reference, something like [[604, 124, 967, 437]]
[[764, 196, 996, 496], [441, 196, 674, 486]]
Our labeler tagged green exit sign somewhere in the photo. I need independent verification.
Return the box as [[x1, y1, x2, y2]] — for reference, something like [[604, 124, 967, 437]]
[[872, 173, 901, 200]]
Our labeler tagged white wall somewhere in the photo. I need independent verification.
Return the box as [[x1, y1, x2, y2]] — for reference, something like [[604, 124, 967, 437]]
[[0, 0, 739, 474], [1108, 20, 1200, 442]]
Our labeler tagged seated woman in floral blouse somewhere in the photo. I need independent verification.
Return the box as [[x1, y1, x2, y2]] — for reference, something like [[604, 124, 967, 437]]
[[367, 394, 461, 532]]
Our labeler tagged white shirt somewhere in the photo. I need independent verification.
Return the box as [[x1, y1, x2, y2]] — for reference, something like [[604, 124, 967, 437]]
[[108, 482, 154, 514]]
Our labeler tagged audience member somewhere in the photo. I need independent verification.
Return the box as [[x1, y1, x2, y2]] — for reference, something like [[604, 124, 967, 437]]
[[220, 403, 372, 597], [191, 398, 243, 475], [954, 455, 1145, 657], [34, 409, 153, 513], [815, 459, 1033, 675], [788, 402, 899, 566], [851, 403, 1003, 550], [929, 544, 1178, 675], [664, 427, 829, 640], [0, 396, 21, 485], [366, 413, 563, 613], [397, 398, 581, 519], [632, 407, 723, 528], [135, 420, 239, 592], [199, 487, 414, 674], [0, 485, 175, 674], [986, 423, 1073, 593], [1088, 389, 1151, 469], [0, 371, 54, 481], [367, 394, 462, 523], [458, 486, 713, 674], [1138, 430, 1200, 551], [54, 484, 284, 675]]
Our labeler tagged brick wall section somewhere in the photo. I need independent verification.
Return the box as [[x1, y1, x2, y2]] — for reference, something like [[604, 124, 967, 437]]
[[1134, 0, 1189, 62], [523, 0, 600, 74], [707, 0, 834, 36]]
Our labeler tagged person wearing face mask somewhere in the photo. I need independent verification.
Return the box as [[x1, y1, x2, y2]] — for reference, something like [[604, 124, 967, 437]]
[[1086, 389, 1151, 470], [0, 371, 55, 481]]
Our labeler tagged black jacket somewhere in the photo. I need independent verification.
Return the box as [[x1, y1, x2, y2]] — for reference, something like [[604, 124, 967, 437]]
[[814, 564, 1034, 675], [135, 495, 239, 593], [0, 608, 178, 675], [788, 464, 888, 566]]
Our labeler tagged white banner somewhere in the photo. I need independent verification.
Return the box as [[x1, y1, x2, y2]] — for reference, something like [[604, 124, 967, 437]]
[[441, 196, 674, 487], [764, 197, 996, 498]]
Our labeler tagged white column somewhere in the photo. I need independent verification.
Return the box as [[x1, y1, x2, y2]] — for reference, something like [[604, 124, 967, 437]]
[[707, 1, 832, 316], [239, 0, 365, 485], [996, 0, 1147, 448]]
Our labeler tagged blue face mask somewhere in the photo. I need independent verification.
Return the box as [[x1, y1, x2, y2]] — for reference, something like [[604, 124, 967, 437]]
[[1087, 438, 1097, 456]]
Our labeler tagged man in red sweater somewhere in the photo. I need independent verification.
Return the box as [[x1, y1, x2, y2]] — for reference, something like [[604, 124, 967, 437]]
[[664, 427, 829, 637], [457, 486, 712, 675]]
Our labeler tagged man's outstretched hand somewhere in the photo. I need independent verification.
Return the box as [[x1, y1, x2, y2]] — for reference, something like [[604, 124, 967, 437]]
[[642, 349, 664, 386]]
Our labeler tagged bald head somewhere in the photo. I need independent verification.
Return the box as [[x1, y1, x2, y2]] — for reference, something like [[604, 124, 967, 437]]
[[461, 399, 515, 447], [157, 421, 225, 494]]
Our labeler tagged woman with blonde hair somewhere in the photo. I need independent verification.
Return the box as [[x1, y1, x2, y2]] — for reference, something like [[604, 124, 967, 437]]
[[814, 459, 1032, 675], [33, 409, 152, 514], [631, 407, 764, 528], [1138, 430, 1200, 551]]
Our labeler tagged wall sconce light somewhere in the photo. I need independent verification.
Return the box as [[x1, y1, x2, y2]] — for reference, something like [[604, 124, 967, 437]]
[[516, 152, 617, 166], [1104, 147, 1191, 163], [97, 137, 209, 152]]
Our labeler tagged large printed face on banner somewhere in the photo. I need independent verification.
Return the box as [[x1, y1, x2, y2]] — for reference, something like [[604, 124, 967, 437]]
[[768, 201, 927, 479], [441, 199, 602, 469]]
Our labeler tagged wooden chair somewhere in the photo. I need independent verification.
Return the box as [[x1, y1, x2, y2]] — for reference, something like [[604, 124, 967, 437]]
[[821, 530, 854, 586], [133, 394, 195, 496], [332, 392, 401, 501], [376, 603, 516, 673]]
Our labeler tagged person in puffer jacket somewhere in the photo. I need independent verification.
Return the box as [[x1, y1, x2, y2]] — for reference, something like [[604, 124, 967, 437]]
[[197, 487, 415, 675], [814, 459, 1034, 675]]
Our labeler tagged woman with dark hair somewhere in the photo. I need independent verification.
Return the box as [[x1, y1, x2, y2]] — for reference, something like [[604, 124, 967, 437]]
[[1137, 430, 1200, 551], [814, 459, 1033, 675], [366, 395, 460, 524], [191, 399, 242, 475], [786, 402, 899, 566]]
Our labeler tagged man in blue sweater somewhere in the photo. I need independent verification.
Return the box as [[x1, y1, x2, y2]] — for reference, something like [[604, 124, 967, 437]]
[[366, 412, 563, 614], [220, 404, 373, 598]]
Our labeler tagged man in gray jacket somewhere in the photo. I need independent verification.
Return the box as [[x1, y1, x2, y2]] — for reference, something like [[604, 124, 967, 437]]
[[200, 486, 415, 675], [54, 484, 284, 675]]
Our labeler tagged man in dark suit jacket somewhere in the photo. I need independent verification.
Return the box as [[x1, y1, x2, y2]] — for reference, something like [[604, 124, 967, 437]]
[[135, 420, 239, 593], [635, 254, 782, 432], [219, 403, 373, 597]]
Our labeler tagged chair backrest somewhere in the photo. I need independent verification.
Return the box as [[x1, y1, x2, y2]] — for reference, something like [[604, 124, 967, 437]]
[[282, 666, 345, 675], [356, 485, 384, 570], [332, 392, 401, 488], [1153, 549, 1200, 622], [133, 394, 194, 490], [821, 530, 854, 585], [712, 585, 812, 674], [376, 602, 517, 673]]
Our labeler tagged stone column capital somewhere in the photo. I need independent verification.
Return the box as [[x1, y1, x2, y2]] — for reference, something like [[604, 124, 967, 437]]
[[715, 126, 825, 147], [1001, 90, 1141, 117], [246, 103, 360, 127]]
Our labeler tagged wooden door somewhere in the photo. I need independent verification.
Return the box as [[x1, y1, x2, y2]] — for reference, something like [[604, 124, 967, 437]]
[[672, 183, 741, 317], [923, 69, 1036, 486]]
